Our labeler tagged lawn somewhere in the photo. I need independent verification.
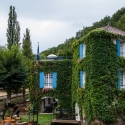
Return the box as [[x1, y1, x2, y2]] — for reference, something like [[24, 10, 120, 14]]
[[20, 114, 55, 125]]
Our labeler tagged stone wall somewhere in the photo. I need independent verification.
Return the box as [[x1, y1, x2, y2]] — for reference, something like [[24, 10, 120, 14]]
[[0, 93, 28, 110]]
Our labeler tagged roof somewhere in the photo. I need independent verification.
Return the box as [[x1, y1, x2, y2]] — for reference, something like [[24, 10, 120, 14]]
[[73, 25, 125, 48], [47, 54, 57, 58], [102, 25, 125, 36]]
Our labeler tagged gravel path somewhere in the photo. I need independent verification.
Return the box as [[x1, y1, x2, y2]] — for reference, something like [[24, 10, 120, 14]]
[[0, 90, 7, 96]]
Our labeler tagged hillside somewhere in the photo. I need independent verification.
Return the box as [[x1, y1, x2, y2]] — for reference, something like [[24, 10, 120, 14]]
[[40, 7, 125, 58]]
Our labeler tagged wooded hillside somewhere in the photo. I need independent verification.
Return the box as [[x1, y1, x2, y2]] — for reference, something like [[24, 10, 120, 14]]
[[40, 7, 125, 58]]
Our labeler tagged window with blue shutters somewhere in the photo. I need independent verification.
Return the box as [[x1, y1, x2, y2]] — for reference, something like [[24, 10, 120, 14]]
[[79, 44, 86, 58], [40, 72, 57, 88], [80, 71, 85, 88], [115, 39, 125, 57], [120, 42, 125, 57]]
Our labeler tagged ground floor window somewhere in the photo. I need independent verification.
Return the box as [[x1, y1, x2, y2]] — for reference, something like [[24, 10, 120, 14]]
[[80, 71, 86, 88], [120, 72, 125, 88], [44, 73, 52, 88], [40, 72, 57, 88]]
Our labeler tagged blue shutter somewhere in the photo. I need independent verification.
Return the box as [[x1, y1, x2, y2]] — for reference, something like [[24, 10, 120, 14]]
[[80, 71, 83, 87], [116, 39, 120, 56], [118, 70, 121, 89], [40, 72, 44, 88], [79, 44, 83, 58], [52, 72, 57, 88]]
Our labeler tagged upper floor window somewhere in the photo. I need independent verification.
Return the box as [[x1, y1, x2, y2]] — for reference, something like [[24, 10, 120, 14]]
[[80, 71, 86, 88], [116, 39, 125, 57], [40, 72, 57, 88], [120, 43, 124, 56], [79, 44, 86, 58]]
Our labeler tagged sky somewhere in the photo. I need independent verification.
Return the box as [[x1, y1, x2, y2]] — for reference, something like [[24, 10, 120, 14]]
[[0, 0, 125, 54]]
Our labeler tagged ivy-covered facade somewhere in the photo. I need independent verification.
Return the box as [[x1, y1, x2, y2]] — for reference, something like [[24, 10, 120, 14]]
[[37, 59, 72, 112], [30, 26, 125, 124], [72, 26, 125, 124]]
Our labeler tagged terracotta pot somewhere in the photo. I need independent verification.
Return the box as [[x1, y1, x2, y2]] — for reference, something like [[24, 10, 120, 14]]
[[6, 117, 11, 120]]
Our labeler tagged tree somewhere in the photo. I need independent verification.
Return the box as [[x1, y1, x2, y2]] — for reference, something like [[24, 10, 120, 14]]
[[22, 28, 33, 60], [0, 45, 29, 101], [111, 7, 125, 26], [93, 16, 111, 28], [6, 6, 20, 49], [22, 28, 33, 101], [29, 61, 41, 111], [115, 13, 125, 31]]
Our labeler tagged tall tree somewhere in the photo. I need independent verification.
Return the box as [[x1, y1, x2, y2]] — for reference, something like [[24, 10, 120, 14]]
[[22, 28, 33, 101], [6, 6, 20, 49], [22, 28, 33, 59]]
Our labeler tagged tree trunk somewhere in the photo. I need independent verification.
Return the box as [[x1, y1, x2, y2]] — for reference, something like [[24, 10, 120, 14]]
[[23, 87, 25, 102], [7, 89, 11, 100], [6, 89, 12, 107]]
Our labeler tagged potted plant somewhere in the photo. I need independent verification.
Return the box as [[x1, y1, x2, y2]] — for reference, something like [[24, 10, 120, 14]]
[[5, 110, 11, 120]]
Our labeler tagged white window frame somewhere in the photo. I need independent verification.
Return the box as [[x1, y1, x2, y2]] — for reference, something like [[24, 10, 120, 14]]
[[113, 39, 116, 44], [120, 42, 124, 57], [82, 44, 86, 58], [120, 72, 125, 88], [44, 73, 53, 88], [82, 72, 85, 88]]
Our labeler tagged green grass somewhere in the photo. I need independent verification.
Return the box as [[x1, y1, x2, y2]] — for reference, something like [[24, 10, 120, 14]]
[[20, 114, 55, 125]]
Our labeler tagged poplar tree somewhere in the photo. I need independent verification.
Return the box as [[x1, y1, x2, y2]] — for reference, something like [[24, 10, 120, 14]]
[[6, 6, 20, 49], [22, 28, 33, 101], [22, 28, 33, 59]]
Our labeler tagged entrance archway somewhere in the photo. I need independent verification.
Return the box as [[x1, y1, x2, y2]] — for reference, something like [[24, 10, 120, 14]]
[[40, 97, 58, 113]]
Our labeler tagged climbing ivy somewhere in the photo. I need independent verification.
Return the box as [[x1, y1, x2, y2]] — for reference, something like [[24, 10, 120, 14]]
[[29, 61, 41, 110], [116, 89, 125, 120], [72, 28, 125, 124], [37, 60, 72, 109]]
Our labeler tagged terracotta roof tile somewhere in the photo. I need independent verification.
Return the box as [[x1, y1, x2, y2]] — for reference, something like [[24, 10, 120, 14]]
[[102, 25, 125, 36]]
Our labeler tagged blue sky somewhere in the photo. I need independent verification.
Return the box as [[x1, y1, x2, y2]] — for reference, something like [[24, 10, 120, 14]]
[[0, 0, 125, 54]]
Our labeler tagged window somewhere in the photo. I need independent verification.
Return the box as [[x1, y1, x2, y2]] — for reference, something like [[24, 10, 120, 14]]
[[116, 39, 125, 57], [44, 73, 52, 88], [120, 43, 124, 57], [40, 72, 57, 88], [113, 39, 116, 44], [118, 71, 125, 89], [80, 71, 86, 88], [79, 44, 86, 58], [120, 72, 125, 88], [120, 72, 123, 87]]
